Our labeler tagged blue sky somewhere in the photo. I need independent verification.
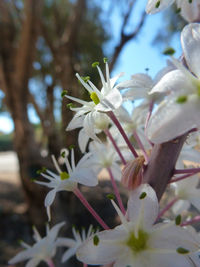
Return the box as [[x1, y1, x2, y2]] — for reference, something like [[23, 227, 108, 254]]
[[0, 0, 182, 133]]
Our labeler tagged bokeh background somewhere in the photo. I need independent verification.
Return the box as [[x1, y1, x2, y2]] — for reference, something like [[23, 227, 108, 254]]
[[0, 0, 185, 266]]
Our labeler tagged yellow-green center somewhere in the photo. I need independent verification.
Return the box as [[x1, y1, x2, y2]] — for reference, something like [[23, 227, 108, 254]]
[[90, 92, 100, 105], [60, 171, 70, 180], [126, 230, 149, 253]]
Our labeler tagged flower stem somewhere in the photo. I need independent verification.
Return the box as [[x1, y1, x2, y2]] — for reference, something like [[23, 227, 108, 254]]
[[174, 167, 200, 175], [181, 215, 200, 227], [83, 263, 88, 267], [107, 167, 126, 215], [108, 111, 138, 158], [169, 172, 197, 184], [74, 188, 109, 230], [133, 130, 149, 163], [104, 128, 126, 165], [46, 259, 55, 267], [156, 197, 178, 221]]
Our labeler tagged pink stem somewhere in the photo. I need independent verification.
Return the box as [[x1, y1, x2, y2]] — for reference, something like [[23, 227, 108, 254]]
[[169, 172, 197, 184], [133, 130, 149, 163], [156, 197, 178, 221], [108, 111, 138, 158], [46, 259, 55, 267], [181, 215, 200, 227], [107, 167, 126, 215], [83, 263, 88, 267], [74, 188, 109, 230], [104, 128, 126, 165], [174, 167, 200, 175]]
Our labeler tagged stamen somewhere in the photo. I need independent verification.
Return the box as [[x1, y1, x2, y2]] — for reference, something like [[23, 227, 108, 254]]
[[90, 92, 100, 105]]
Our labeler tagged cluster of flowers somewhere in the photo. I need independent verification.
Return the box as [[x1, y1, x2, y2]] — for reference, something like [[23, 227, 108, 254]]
[[9, 1, 200, 267]]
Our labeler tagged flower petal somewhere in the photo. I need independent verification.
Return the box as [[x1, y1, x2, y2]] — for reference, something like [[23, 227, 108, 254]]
[[181, 23, 200, 78], [127, 184, 159, 230], [146, 0, 174, 14], [147, 97, 200, 144]]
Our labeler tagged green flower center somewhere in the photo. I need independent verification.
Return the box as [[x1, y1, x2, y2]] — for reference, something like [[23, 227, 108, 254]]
[[60, 171, 70, 180], [90, 92, 100, 105], [126, 230, 149, 253]]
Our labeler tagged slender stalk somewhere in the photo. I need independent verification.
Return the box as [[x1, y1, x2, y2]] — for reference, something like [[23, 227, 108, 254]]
[[145, 100, 154, 130], [46, 259, 55, 267], [74, 188, 109, 230], [169, 172, 197, 184], [104, 128, 126, 165], [156, 197, 178, 221], [174, 167, 200, 175], [133, 130, 149, 163], [107, 167, 126, 215], [108, 111, 138, 158], [181, 215, 200, 227], [83, 263, 88, 267]]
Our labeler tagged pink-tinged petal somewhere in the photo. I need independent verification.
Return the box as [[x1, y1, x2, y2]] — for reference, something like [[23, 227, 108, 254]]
[[181, 23, 200, 78], [44, 189, 57, 207], [77, 226, 127, 265], [147, 97, 200, 144], [146, 0, 174, 14], [127, 184, 159, 230]]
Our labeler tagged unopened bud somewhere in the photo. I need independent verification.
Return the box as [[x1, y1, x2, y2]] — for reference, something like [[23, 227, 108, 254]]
[[121, 156, 145, 190]]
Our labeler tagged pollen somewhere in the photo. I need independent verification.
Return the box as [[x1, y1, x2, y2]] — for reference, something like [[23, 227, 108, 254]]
[[90, 92, 100, 105], [60, 171, 70, 180], [126, 230, 149, 253]]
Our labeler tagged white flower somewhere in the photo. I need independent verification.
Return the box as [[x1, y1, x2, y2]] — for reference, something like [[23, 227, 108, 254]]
[[77, 184, 198, 266], [66, 112, 110, 152], [146, 0, 200, 22], [65, 63, 123, 145], [89, 140, 122, 180], [36, 149, 98, 213], [147, 23, 200, 144], [171, 174, 200, 214], [9, 222, 65, 267], [56, 225, 97, 263]]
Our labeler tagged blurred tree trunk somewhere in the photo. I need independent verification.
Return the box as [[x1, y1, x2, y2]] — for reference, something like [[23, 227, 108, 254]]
[[0, 0, 48, 227]]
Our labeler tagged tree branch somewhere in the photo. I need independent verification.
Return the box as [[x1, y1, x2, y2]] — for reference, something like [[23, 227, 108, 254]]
[[109, 11, 147, 71]]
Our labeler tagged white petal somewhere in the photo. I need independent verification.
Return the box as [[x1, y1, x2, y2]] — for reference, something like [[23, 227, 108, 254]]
[[172, 200, 190, 214], [56, 237, 76, 247], [9, 250, 32, 264], [77, 226, 127, 265], [127, 184, 159, 230], [181, 23, 200, 78], [66, 115, 84, 131], [177, 0, 200, 22], [150, 69, 196, 95], [146, 0, 174, 14], [44, 189, 57, 207], [62, 247, 77, 262], [83, 112, 101, 143], [25, 258, 41, 267], [78, 128, 90, 153], [48, 221, 65, 242], [72, 168, 98, 186], [147, 97, 200, 144]]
